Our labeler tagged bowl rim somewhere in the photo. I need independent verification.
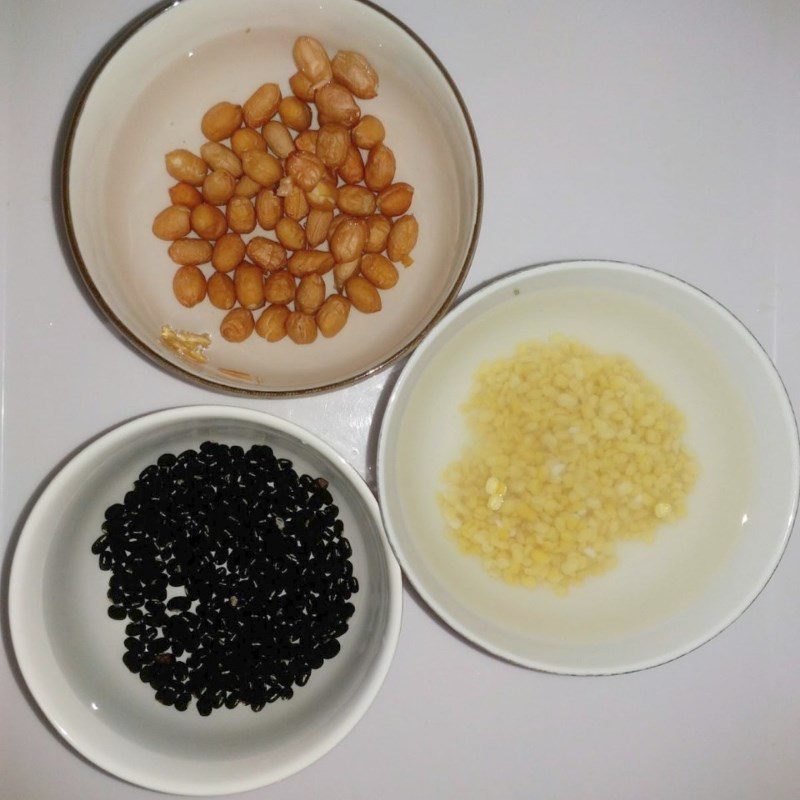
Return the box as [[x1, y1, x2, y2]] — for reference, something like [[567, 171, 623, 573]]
[[9, 405, 404, 795], [60, 0, 484, 398], [376, 259, 800, 676]]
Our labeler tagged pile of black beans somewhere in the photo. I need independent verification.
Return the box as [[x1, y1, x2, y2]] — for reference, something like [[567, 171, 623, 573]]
[[91, 441, 357, 716]]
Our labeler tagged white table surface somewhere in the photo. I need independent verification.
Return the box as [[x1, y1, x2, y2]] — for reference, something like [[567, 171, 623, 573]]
[[2, 1, 800, 798]]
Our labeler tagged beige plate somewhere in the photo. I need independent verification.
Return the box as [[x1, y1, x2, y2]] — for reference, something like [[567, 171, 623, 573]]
[[63, 0, 482, 396]]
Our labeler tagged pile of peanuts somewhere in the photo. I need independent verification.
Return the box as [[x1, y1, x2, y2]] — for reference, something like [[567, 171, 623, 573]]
[[152, 36, 418, 345]]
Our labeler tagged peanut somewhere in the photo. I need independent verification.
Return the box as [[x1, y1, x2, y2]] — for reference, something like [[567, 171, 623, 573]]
[[276, 217, 306, 251], [361, 253, 398, 289], [202, 169, 236, 205], [255, 189, 282, 230], [377, 182, 414, 216], [292, 36, 332, 88], [316, 82, 361, 127], [317, 123, 350, 168], [364, 143, 396, 191], [220, 308, 255, 342], [305, 209, 333, 247], [231, 127, 267, 157], [256, 305, 290, 341], [207, 272, 236, 309], [153, 205, 191, 240], [285, 150, 325, 191], [263, 270, 297, 305], [169, 182, 203, 208], [294, 129, 318, 153], [234, 263, 265, 309], [278, 96, 312, 132], [247, 237, 287, 271], [316, 294, 351, 337], [295, 273, 326, 315], [334, 258, 360, 292], [243, 83, 281, 128], [286, 311, 318, 344], [201, 101, 243, 141], [283, 183, 309, 220], [351, 115, 384, 150], [330, 217, 367, 262], [165, 149, 208, 185], [168, 238, 213, 265], [289, 71, 316, 103], [331, 51, 378, 99], [234, 175, 261, 198], [345, 275, 381, 313], [387, 214, 418, 265], [226, 196, 256, 234], [212, 233, 246, 272], [262, 120, 295, 159], [242, 150, 282, 187], [337, 185, 376, 216], [288, 250, 334, 277], [365, 214, 391, 253], [173, 265, 206, 307], [306, 179, 338, 211], [338, 145, 364, 184], [200, 142, 243, 177]]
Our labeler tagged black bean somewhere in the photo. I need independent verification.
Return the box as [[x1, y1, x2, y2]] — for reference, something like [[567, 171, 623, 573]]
[[107, 605, 126, 620]]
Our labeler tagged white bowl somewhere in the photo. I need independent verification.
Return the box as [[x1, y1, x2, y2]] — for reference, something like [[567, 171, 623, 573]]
[[63, 0, 481, 396], [378, 260, 799, 675], [9, 406, 402, 795]]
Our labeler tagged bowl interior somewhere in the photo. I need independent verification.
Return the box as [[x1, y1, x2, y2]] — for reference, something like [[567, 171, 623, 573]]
[[379, 261, 799, 673], [67, 0, 480, 394], [11, 408, 399, 795]]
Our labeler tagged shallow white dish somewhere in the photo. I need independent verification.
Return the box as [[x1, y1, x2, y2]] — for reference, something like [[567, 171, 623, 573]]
[[9, 406, 402, 795], [378, 260, 799, 674], [64, 0, 481, 396]]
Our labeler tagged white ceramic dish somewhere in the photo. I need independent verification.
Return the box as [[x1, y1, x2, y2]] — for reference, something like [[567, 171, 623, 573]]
[[9, 406, 402, 795], [378, 260, 799, 675], [64, 0, 481, 396]]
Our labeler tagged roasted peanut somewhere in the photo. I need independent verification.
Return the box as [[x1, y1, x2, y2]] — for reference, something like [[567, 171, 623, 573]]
[[286, 311, 317, 344], [212, 233, 246, 272], [255, 304, 290, 341], [234, 175, 261, 198], [377, 182, 414, 216], [331, 50, 378, 99], [168, 237, 213, 265], [165, 149, 208, 185], [345, 275, 381, 313], [365, 214, 391, 252], [263, 270, 296, 305], [202, 169, 236, 205], [316, 123, 350, 168], [285, 150, 325, 191], [330, 217, 367, 262], [327, 213, 351, 245], [364, 144, 395, 191], [276, 176, 294, 198], [292, 36, 332, 88], [316, 82, 360, 127], [305, 178, 338, 211], [351, 115, 384, 149], [316, 294, 351, 337], [295, 273, 326, 315], [226, 196, 256, 234], [305, 209, 333, 247], [283, 183, 309, 220], [262, 120, 295, 159], [278, 96, 312, 132], [247, 237, 287, 271], [294, 129, 318, 153], [201, 101, 243, 141], [387, 214, 418, 265], [255, 189, 282, 230], [338, 145, 364, 184], [289, 71, 316, 102], [231, 127, 267, 157], [361, 253, 398, 289], [207, 272, 236, 309], [153, 205, 191, 240], [172, 265, 206, 307], [234, 263, 265, 309], [169, 182, 203, 208], [337, 184, 376, 216], [241, 150, 282, 186], [276, 217, 306, 251], [200, 142, 243, 177], [220, 308, 255, 342], [243, 83, 281, 128], [333, 258, 360, 291], [288, 250, 334, 277]]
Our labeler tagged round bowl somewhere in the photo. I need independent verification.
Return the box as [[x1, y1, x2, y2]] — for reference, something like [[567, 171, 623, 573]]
[[9, 406, 402, 795], [377, 260, 799, 675], [63, 0, 481, 396]]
